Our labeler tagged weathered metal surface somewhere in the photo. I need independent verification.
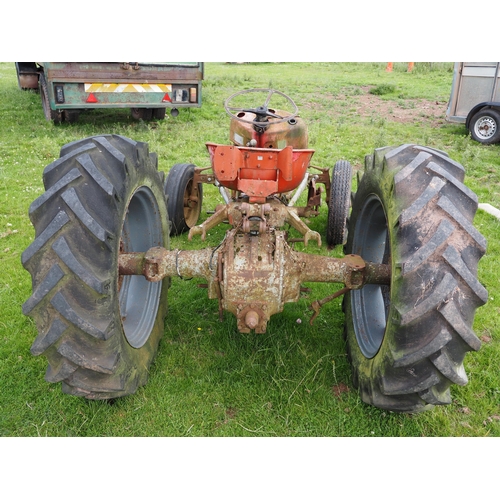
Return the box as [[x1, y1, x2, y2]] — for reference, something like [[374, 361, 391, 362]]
[[309, 287, 349, 325], [189, 199, 322, 246], [446, 62, 500, 124], [15, 62, 40, 90], [33, 62, 204, 111], [116, 99, 392, 334], [18, 74, 39, 89], [118, 251, 145, 277], [229, 110, 309, 149], [205, 143, 314, 203], [43, 62, 204, 84], [119, 218, 391, 333]]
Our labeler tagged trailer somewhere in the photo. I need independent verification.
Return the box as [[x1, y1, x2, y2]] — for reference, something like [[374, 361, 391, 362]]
[[446, 62, 500, 144], [15, 62, 203, 123]]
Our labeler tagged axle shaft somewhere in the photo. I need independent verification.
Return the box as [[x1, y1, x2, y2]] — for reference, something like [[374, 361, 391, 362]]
[[118, 247, 391, 287]]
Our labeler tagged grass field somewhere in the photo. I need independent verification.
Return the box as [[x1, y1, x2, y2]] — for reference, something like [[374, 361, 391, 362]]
[[0, 62, 499, 446]]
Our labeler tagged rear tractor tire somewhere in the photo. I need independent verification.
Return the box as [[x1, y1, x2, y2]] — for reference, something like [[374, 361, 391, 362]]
[[344, 144, 487, 412], [22, 135, 170, 399]]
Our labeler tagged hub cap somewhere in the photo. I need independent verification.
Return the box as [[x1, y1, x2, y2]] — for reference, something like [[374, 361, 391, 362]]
[[475, 116, 497, 140]]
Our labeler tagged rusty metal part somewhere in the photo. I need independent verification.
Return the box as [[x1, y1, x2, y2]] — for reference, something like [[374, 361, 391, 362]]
[[309, 287, 349, 325], [244, 310, 260, 329], [118, 251, 145, 277], [119, 246, 214, 281], [193, 167, 216, 186], [228, 109, 309, 149], [310, 166, 331, 208], [119, 196, 391, 334], [118, 176, 392, 333], [189, 204, 229, 240], [189, 199, 322, 246], [19, 74, 39, 89], [285, 209, 321, 247], [121, 62, 140, 70], [119, 242, 390, 290], [306, 175, 323, 212], [221, 229, 282, 333], [119, 224, 391, 334]]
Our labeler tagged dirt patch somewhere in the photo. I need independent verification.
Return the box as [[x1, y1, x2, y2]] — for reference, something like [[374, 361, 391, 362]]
[[330, 86, 448, 128], [356, 95, 446, 127], [332, 382, 350, 398]]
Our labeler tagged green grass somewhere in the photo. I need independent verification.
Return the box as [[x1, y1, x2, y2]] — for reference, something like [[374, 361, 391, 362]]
[[1, 62, 499, 439]]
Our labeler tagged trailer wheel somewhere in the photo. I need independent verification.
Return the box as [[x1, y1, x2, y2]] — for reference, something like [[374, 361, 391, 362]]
[[164, 163, 203, 235], [469, 108, 500, 144], [63, 110, 80, 123], [131, 108, 153, 121], [326, 160, 352, 247], [343, 144, 487, 412], [22, 135, 169, 399], [39, 73, 62, 124], [153, 108, 166, 120]]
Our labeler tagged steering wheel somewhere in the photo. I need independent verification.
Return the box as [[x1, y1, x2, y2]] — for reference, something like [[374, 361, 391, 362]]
[[224, 88, 299, 125]]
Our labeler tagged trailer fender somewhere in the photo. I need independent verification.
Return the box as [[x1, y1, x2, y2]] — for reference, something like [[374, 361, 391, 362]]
[[15, 62, 41, 90], [465, 102, 500, 129]]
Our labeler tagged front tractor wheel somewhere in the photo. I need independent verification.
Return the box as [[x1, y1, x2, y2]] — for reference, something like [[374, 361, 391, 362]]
[[164, 163, 203, 235], [326, 160, 352, 247], [344, 144, 487, 412], [22, 135, 170, 399]]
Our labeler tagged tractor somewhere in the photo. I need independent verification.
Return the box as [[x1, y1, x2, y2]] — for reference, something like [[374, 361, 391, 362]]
[[22, 88, 488, 413]]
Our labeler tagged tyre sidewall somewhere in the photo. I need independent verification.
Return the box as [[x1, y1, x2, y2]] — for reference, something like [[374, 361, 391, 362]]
[[344, 144, 486, 412], [327, 160, 352, 247], [39, 73, 62, 124], [343, 151, 400, 405], [165, 163, 202, 235], [113, 159, 169, 383], [24, 135, 170, 398]]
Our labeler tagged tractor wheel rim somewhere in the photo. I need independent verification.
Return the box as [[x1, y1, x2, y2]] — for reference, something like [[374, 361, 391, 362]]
[[351, 194, 390, 358], [183, 179, 198, 227], [119, 186, 163, 348]]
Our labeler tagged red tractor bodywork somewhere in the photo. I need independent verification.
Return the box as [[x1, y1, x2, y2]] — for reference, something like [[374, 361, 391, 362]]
[[206, 142, 315, 204]]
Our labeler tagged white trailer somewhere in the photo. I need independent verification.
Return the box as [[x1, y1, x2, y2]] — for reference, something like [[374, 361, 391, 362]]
[[446, 62, 500, 144]]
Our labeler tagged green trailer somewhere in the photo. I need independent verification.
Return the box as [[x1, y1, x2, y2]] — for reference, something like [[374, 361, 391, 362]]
[[15, 62, 203, 123]]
